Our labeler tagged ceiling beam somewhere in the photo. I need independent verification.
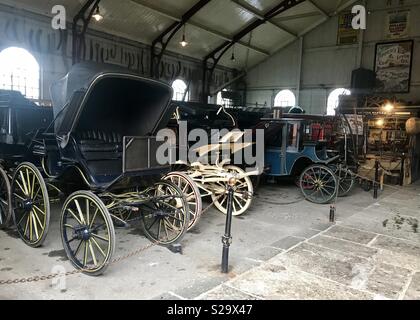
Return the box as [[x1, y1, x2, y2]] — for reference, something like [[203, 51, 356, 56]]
[[230, 0, 298, 38], [202, 0, 305, 102], [256, 0, 360, 67], [274, 11, 321, 22], [306, 0, 329, 17], [150, 0, 212, 78], [130, 0, 269, 56]]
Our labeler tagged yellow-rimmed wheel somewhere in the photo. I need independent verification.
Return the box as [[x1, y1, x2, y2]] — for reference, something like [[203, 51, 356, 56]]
[[60, 191, 115, 276], [141, 180, 189, 245], [0, 167, 11, 229], [300, 164, 338, 204], [11, 162, 50, 247], [164, 172, 202, 231], [211, 165, 253, 216]]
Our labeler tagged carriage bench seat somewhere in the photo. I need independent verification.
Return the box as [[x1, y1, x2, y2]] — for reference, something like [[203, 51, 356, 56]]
[[76, 130, 123, 161]]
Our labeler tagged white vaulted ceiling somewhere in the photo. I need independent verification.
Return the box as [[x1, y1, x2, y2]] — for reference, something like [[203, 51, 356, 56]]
[[0, 0, 358, 69]]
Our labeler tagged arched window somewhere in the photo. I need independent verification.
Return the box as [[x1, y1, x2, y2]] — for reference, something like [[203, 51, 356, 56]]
[[217, 89, 228, 106], [0, 47, 40, 100], [172, 79, 189, 101], [327, 88, 351, 116], [274, 90, 296, 107]]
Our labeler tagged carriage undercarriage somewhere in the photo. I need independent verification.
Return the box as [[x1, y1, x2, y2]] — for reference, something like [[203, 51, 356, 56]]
[[0, 161, 189, 275]]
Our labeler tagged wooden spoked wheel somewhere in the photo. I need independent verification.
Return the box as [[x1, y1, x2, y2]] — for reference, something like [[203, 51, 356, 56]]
[[164, 172, 202, 230], [299, 164, 338, 204], [0, 167, 11, 229], [11, 162, 50, 247], [141, 180, 189, 245], [211, 165, 253, 216], [60, 191, 115, 276]]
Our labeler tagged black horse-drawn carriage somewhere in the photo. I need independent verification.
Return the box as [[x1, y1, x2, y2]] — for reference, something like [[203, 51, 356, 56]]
[[0, 63, 190, 275]]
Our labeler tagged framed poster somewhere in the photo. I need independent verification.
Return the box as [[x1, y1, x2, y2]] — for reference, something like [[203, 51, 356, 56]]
[[374, 40, 413, 93], [386, 10, 410, 39], [344, 115, 363, 135], [337, 11, 359, 45]]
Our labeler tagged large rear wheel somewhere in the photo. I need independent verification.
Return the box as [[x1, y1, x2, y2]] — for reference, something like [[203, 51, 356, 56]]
[[141, 180, 189, 245], [0, 167, 11, 229], [11, 162, 50, 247], [299, 164, 337, 204], [61, 191, 115, 276]]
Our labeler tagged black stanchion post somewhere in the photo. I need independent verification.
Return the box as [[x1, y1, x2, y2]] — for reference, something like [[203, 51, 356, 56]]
[[400, 153, 405, 187], [221, 177, 236, 274], [329, 205, 336, 223], [374, 159, 379, 199]]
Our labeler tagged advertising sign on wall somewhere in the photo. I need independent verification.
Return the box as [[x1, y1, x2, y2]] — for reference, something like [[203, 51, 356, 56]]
[[386, 10, 410, 39], [374, 40, 413, 93], [337, 11, 359, 45]]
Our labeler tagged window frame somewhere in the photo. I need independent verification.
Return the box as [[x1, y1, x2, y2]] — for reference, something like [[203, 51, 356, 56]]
[[0, 46, 41, 101], [274, 89, 296, 108], [171, 78, 189, 102]]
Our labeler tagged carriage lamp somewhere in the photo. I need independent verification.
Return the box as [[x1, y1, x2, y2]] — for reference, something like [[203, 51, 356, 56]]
[[92, 6, 103, 22]]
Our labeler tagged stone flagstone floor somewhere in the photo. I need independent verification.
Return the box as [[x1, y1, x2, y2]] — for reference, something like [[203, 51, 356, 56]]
[[193, 185, 420, 300]]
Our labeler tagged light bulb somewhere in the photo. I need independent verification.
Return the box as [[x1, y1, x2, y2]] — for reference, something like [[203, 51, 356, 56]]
[[180, 34, 188, 47], [92, 7, 103, 22]]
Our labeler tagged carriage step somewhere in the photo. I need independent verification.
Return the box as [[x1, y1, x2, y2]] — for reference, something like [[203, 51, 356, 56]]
[[167, 243, 183, 254]]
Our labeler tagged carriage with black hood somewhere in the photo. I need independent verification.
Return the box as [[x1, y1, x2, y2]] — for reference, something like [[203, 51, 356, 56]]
[[0, 63, 190, 275]]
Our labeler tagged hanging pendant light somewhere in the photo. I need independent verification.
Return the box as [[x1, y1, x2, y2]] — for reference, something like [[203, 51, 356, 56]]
[[92, 6, 103, 22], [180, 25, 188, 47], [231, 44, 236, 61]]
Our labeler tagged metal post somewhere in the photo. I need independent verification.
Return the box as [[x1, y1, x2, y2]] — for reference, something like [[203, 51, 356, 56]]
[[221, 177, 236, 274], [374, 159, 379, 199], [400, 153, 405, 187], [329, 205, 336, 223]]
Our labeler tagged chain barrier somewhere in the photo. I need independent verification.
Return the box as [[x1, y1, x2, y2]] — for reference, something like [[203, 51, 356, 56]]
[[0, 241, 158, 286], [0, 194, 229, 286], [1, 164, 412, 286]]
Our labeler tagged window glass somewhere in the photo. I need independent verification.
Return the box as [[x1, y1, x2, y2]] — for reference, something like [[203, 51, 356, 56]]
[[0, 47, 40, 100], [327, 88, 351, 115], [172, 79, 189, 101], [274, 90, 296, 107]]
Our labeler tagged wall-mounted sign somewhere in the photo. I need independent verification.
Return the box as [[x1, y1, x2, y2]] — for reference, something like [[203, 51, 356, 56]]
[[386, 10, 410, 39], [374, 40, 413, 93], [344, 114, 364, 135], [337, 11, 359, 45]]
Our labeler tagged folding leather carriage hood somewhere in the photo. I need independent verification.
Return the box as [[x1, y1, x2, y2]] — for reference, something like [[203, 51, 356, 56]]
[[50, 62, 174, 148]]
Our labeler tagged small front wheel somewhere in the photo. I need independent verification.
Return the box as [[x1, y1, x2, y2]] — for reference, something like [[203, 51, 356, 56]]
[[141, 180, 189, 245], [211, 165, 253, 216], [164, 172, 202, 231], [329, 165, 356, 197], [60, 191, 115, 276], [300, 165, 337, 204]]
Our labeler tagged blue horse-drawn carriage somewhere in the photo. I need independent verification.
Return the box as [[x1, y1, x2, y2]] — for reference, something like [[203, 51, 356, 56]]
[[259, 114, 354, 204]]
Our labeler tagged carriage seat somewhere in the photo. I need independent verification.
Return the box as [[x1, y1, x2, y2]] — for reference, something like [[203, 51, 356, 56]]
[[75, 130, 123, 161]]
